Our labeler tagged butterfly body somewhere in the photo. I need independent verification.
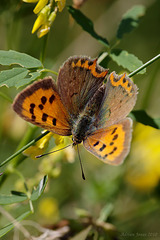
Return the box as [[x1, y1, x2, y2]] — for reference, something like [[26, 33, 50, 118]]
[[71, 84, 106, 144], [13, 56, 138, 165], [72, 114, 94, 144]]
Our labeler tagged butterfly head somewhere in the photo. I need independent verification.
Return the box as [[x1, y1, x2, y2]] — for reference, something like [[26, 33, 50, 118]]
[[72, 136, 82, 146]]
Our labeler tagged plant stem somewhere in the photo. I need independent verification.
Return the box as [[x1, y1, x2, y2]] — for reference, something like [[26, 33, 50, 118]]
[[97, 52, 109, 64], [128, 54, 160, 77], [0, 131, 50, 168], [10, 126, 37, 168], [40, 34, 48, 64], [40, 68, 58, 75]]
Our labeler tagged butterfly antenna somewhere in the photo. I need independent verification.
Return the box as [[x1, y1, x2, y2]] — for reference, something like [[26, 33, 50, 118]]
[[77, 145, 85, 180], [36, 144, 72, 158]]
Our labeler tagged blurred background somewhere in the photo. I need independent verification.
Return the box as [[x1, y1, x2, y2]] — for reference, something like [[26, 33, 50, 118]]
[[0, 0, 160, 239]]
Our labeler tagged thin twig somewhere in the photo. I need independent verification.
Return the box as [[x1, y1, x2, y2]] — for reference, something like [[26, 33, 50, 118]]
[[128, 54, 160, 77], [0, 131, 50, 168]]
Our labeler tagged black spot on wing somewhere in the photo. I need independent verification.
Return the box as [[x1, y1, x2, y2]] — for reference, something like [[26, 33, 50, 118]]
[[52, 118, 56, 126], [93, 141, 99, 147], [109, 147, 117, 155], [49, 94, 55, 104], [32, 115, 36, 120], [111, 127, 117, 135], [38, 104, 44, 110], [30, 103, 35, 115], [42, 113, 48, 122], [99, 144, 106, 152], [41, 96, 47, 105], [30, 108, 34, 114], [112, 134, 118, 141], [30, 103, 35, 108]]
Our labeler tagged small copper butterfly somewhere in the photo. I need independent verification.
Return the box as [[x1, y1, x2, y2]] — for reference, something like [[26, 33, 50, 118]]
[[13, 56, 138, 165]]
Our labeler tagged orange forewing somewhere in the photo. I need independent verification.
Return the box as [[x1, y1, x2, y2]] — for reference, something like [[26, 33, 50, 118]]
[[13, 78, 71, 136], [83, 118, 132, 165]]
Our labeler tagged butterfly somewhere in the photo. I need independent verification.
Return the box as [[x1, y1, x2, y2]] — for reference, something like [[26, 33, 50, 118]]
[[13, 56, 138, 165]]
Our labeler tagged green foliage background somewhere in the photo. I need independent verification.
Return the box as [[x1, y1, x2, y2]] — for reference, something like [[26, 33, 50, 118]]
[[0, 0, 160, 239]]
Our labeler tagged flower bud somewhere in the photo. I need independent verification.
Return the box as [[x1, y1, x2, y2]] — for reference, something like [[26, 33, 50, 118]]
[[32, 5, 50, 34], [48, 11, 57, 26], [55, 0, 66, 12], [37, 24, 50, 38], [33, 0, 49, 14], [22, 0, 38, 3]]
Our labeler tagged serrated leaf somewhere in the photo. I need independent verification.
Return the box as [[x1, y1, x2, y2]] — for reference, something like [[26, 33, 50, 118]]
[[117, 5, 146, 39], [15, 71, 41, 88], [110, 49, 146, 74], [70, 225, 92, 240], [130, 110, 160, 129], [31, 175, 48, 201], [0, 211, 31, 237], [0, 50, 43, 68], [68, 6, 109, 47], [0, 68, 29, 87]]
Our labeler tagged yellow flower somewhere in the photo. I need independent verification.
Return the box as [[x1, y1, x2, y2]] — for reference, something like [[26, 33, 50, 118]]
[[23, 0, 65, 37], [38, 136, 75, 177], [55, 0, 66, 12], [48, 10, 57, 25], [33, 0, 49, 14], [23, 131, 53, 160], [22, 0, 38, 3], [33, 8, 57, 38], [37, 24, 50, 38], [38, 197, 59, 222], [126, 123, 160, 191], [32, 5, 50, 34], [46, 138, 74, 163], [53, 134, 64, 145]]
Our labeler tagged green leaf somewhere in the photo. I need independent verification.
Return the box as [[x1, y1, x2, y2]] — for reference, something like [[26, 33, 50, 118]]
[[67, 6, 109, 47], [130, 110, 160, 129], [110, 49, 146, 74], [0, 194, 27, 205], [98, 203, 114, 222], [0, 68, 29, 87], [31, 175, 48, 201], [0, 50, 43, 68], [15, 71, 41, 88], [0, 211, 31, 237], [70, 225, 92, 240], [11, 191, 27, 197], [0, 176, 48, 205], [117, 5, 146, 39], [0, 68, 41, 88]]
